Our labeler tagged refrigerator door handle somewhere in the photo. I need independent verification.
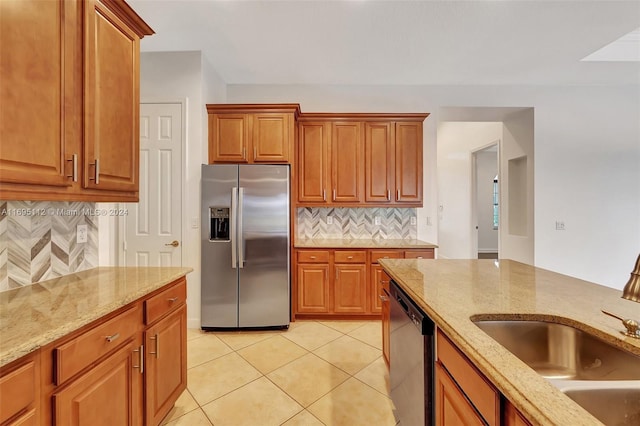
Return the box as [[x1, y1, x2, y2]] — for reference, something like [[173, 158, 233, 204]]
[[238, 187, 245, 268], [238, 187, 244, 268], [231, 187, 238, 268]]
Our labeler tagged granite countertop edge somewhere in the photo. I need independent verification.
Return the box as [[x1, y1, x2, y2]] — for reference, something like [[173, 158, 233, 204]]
[[379, 258, 640, 426], [0, 266, 193, 368], [294, 238, 438, 249]]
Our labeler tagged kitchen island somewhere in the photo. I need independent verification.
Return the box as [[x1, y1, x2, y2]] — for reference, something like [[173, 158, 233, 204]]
[[380, 258, 640, 426]]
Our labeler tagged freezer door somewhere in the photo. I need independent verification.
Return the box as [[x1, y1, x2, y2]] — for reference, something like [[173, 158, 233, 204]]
[[201, 164, 239, 328], [238, 165, 290, 327]]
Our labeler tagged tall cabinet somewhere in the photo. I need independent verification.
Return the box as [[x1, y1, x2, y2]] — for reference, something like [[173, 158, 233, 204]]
[[0, 0, 153, 201]]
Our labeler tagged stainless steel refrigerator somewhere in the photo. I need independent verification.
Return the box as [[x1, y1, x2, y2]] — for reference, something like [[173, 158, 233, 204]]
[[201, 164, 290, 329]]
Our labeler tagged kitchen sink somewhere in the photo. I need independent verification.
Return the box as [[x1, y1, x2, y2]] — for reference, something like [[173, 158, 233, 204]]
[[473, 320, 640, 380], [560, 385, 640, 426]]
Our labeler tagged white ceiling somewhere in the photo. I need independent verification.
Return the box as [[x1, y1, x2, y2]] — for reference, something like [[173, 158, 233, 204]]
[[129, 0, 640, 86]]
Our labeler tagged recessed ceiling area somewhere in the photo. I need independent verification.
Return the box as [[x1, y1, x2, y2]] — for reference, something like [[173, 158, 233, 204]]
[[130, 0, 640, 86], [582, 28, 640, 62]]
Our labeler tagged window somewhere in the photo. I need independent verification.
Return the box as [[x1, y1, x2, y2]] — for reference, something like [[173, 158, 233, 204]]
[[493, 175, 499, 230]]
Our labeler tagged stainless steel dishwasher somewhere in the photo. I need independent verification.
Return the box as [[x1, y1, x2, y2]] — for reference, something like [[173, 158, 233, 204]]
[[390, 280, 434, 426]]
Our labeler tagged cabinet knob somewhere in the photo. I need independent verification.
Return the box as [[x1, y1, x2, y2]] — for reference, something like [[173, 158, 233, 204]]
[[310, 256, 316, 259], [347, 256, 353, 259]]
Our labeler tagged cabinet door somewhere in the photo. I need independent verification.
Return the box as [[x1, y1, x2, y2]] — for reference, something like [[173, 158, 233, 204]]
[[370, 264, 385, 313], [145, 305, 187, 426], [298, 122, 330, 203], [334, 264, 367, 314], [395, 122, 423, 203], [504, 401, 532, 426], [0, 0, 71, 188], [252, 113, 291, 163], [364, 122, 394, 203], [435, 362, 484, 426], [84, 0, 140, 192], [381, 288, 390, 366], [331, 122, 363, 203], [297, 264, 330, 313], [209, 113, 250, 163], [53, 339, 142, 426]]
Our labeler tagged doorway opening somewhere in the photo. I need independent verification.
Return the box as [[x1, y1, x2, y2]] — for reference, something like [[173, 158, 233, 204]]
[[472, 144, 499, 259]]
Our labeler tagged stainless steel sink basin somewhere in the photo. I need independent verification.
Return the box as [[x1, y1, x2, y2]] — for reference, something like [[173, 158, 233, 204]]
[[473, 320, 640, 380], [561, 385, 640, 426]]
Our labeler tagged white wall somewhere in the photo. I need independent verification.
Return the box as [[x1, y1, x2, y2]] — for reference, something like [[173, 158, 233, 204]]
[[476, 150, 498, 253], [227, 84, 640, 289], [437, 122, 502, 259], [98, 51, 227, 328]]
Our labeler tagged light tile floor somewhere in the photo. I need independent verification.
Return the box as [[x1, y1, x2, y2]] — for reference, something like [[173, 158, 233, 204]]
[[162, 320, 397, 426]]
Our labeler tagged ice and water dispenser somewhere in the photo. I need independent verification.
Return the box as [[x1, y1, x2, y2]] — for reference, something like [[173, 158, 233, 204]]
[[209, 207, 230, 241]]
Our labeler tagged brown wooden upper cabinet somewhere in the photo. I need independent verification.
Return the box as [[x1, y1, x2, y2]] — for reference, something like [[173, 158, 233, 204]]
[[297, 113, 428, 207], [0, 0, 153, 201], [207, 104, 301, 164], [365, 120, 426, 205]]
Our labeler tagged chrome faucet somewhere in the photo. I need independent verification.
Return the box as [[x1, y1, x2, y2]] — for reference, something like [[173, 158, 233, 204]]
[[622, 253, 640, 303]]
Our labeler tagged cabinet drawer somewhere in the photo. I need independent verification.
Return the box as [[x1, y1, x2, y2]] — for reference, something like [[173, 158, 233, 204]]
[[334, 250, 366, 263], [145, 278, 187, 325], [404, 249, 434, 259], [370, 250, 403, 263], [0, 358, 36, 424], [54, 306, 141, 385], [297, 250, 330, 263], [436, 329, 499, 425]]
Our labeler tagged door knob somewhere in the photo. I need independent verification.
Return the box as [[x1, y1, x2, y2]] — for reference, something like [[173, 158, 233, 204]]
[[165, 240, 179, 247]]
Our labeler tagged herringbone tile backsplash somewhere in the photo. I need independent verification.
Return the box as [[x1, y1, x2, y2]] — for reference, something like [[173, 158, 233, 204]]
[[0, 201, 98, 291], [296, 207, 417, 239]]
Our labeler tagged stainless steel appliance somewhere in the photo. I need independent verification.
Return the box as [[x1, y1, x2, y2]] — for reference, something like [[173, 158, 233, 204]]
[[201, 164, 290, 329], [390, 280, 434, 426]]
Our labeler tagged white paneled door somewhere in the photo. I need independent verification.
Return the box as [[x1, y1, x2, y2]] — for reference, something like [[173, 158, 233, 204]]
[[124, 103, 183, 267]]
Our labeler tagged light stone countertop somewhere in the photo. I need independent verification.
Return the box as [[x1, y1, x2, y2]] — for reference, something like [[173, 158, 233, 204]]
[[294, 238, 438, 249], [379, 258, 640, 426], [0, 266, 193, 368]]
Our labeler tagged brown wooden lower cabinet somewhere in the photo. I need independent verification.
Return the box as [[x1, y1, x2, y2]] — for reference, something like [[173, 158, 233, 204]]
[[380, 271, 391, 366], [144, 305, 187, 425], [435, 328, 533, 426], [0, 277, 187, 426], [435, 362, 484, 426], [53, 338, 143, 426], [294, 247, 434, 319], [0, 353, 40, 425]]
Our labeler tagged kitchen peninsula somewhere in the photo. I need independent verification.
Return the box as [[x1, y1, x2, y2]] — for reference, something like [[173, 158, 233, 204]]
[[380, 258, 640, 425], [0, 267, 192, 425]]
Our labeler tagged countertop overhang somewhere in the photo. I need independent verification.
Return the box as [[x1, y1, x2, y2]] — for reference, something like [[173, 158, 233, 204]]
[[0, 266, 193, 367], [294, 238, 437, 249], [379, 258, 640, 426]]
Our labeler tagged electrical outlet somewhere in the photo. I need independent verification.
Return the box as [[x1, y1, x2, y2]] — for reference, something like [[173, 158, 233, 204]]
[[77, 224, 88, 243], [410, 217, 417, 225], [327, 216, 333, 225], [191, 217, 199, 229], [374, 216, 381, 225], [555, 221, 565, 231], [426, 216, 432, 226]]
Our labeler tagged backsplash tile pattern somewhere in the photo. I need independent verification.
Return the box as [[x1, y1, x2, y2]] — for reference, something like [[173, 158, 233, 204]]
[[0, 201, 98, 291], [296, 207, 417, 239]]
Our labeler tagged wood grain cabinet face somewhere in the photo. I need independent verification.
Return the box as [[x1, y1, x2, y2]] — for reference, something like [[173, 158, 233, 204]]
[[504, 401, 533, 426], [297, 122, 331, 203], [0, 0, 152, 201], [395, 122, 423, 204], [145, 305, 187, 426], [364, 122, 394, 203], [53, 338, 143, 426], [435, 362, 484, 426], [331, 122, 363, 203], [297, 263, 331, 313], [0, 354, 40, 425], [209, 114, 250, 163], [207, 106, 298, 164], [0, 0, 70, 188], [333, 264, 367, 314]]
